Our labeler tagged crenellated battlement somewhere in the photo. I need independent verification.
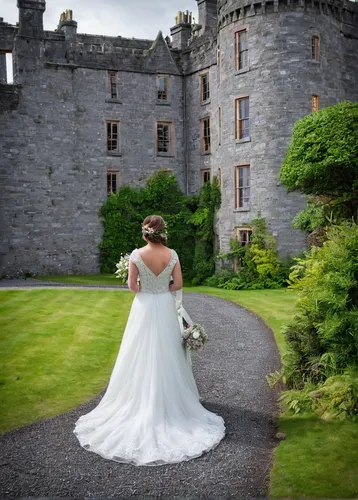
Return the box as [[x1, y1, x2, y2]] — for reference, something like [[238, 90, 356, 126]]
[[217, 0, 358, 31]]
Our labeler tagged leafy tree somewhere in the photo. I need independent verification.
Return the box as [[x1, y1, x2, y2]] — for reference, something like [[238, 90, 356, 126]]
[[280, 101, 358, 227]]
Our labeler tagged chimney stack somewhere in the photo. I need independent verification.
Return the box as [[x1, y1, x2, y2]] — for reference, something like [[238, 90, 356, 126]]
[[58, 9, 77, 41], [170, 11, 192, 50]]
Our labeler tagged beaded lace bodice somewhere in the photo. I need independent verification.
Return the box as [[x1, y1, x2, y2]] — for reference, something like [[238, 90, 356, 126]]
[[130, 248, 178, 294]]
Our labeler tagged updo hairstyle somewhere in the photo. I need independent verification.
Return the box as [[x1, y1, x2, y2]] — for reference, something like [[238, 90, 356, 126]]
[[142, 215, 167, 245]]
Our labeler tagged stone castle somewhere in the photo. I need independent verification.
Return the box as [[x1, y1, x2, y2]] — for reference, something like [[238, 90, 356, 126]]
[[0, 0, 357, 276]]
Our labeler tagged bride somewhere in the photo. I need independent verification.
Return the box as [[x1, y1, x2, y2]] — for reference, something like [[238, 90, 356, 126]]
[[74, 215, 225, 466]]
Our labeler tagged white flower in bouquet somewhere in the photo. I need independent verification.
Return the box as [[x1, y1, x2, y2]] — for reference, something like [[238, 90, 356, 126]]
[[114, 253, 130, 282], [182, 322, 208, 352]]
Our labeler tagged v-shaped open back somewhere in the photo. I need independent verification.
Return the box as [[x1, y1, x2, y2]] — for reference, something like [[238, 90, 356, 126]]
[[138, 249, 174, 278], [130, 248, 178, 294]]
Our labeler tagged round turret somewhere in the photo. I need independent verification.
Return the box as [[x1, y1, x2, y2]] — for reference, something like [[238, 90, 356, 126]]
[[215, 0, 358, 255]]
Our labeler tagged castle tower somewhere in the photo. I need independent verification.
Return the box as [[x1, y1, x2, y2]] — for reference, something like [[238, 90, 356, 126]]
[[212, 0, 358, 255]]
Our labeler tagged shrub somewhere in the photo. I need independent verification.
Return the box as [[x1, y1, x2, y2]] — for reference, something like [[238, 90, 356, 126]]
[[278, 368, 358, 421], [204, 269, 236, 287], [282, 221, 358, 387], [213, 217, 291, 290]]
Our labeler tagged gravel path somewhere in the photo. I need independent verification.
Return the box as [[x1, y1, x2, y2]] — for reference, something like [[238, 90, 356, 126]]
[[0, 285, 281, 499]]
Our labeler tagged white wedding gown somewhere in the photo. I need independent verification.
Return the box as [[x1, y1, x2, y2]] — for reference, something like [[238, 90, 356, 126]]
[[74, 248, 225, 466]]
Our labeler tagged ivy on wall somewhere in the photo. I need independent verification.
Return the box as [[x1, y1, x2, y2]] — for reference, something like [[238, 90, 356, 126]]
[[99, 171, 221, 283]]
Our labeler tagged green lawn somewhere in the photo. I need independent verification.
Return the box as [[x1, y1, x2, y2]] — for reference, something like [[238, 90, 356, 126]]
[[270, 416, 358, 498], [0, 289, 133, 433], [36, 274, 125, 286]]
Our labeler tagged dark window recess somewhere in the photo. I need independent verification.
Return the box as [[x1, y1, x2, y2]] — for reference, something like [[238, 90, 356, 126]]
[[157, 123, 171, 152]]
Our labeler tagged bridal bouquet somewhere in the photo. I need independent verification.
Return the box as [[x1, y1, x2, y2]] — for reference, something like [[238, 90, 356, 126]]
[[114, 253, 130, 282], [181, 318, 208, 351]]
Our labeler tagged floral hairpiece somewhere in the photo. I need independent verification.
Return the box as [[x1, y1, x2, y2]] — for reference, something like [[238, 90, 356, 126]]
[[142, 225, 167, 238]]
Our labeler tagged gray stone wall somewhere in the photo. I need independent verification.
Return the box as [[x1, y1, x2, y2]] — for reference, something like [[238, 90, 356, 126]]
[[0, 62, 185, 276]]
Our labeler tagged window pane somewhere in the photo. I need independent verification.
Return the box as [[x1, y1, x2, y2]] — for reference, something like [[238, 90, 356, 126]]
[[244, 187, 250, 203], [244, 98, 249, 116], [157, 76, 168, 100], [201, 74, 210, 101], [242, 119, 249, 138], [246, 168, 250, 185], [158, 77, 165, 91], [112, 174, 117, 192], [239, 100, 245, 118], [157, 123, 170, 152], [239, 189, 243, 207], [239, 50, 248, 69], [239, 98, 249, 119], [238, 168, 244, 187]]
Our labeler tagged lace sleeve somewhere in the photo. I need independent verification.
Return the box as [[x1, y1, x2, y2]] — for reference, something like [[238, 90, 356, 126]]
[[171, 249, 179, 266], [129, 248, 140, 264]]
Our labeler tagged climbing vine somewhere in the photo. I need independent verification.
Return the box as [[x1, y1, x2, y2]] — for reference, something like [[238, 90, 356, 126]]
[[99, 171, 221, 283]]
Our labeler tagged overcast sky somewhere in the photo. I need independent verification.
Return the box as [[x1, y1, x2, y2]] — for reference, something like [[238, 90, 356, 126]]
[[2, 0, 198, 39]]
